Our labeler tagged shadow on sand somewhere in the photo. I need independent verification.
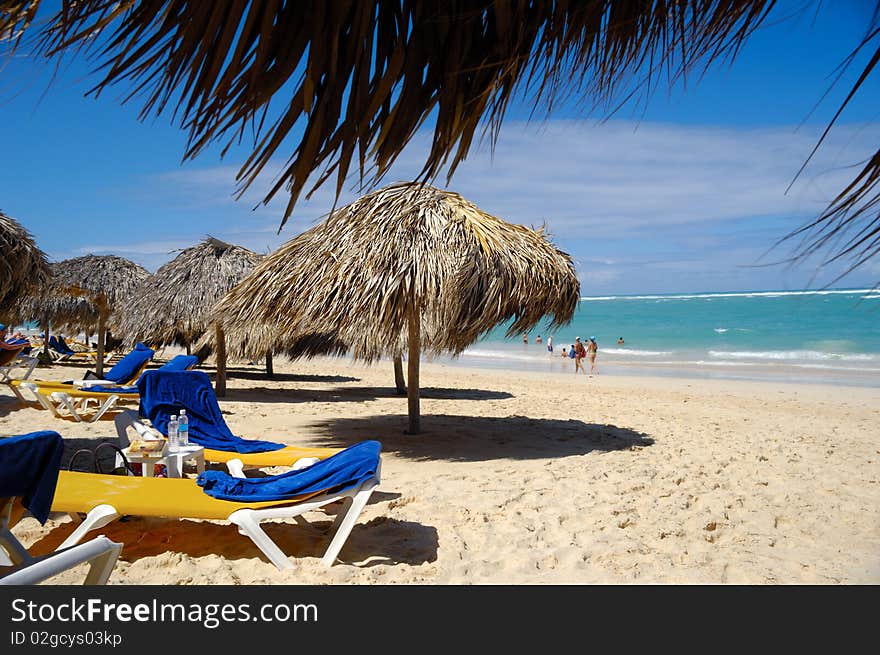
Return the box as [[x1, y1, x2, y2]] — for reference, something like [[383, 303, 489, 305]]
[[27, 512, 438, 568], [219, 368, 361, 384], [0, 394, 19, 419], [297, 413, 654, 463], [220, 385, 513, 405]]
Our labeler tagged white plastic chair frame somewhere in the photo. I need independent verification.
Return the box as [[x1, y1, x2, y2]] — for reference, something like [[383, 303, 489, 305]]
[[0, 354, 39, 384], [19, 382, 127, 423], [0, 498, 122, 585]]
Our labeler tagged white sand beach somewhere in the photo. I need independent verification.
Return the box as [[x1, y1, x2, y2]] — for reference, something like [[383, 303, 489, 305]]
[[3, 355, 879, 584]]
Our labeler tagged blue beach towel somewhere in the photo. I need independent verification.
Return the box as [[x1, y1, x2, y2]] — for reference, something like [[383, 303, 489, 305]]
[[103, 343, 154, 384], [49, 335, 75, 355], [0, 431, 64, 524], [5, 337, 31, 354], [159, 354, 199, 371], [78, 357, 195, 394], [86, 385, 138, 394], [197, 440, 381, 502], [137, 370, 284, 454]]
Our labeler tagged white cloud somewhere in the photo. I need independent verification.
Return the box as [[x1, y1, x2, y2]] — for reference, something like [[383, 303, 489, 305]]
[[150, 119, 877, 235], [102, 119, 879, 289]]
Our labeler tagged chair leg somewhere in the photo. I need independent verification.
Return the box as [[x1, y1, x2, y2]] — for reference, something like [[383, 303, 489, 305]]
[[228, 510, 294, 570], [320, 484, 375, 567], [82, 541, 123, 585], [57, 505, 121, 550], [50, 393, 85, 422], [7, 382, 29, 404], [28, 387, 63, 417], [0, 527, 33, 567], [90, 395, 119, 423]]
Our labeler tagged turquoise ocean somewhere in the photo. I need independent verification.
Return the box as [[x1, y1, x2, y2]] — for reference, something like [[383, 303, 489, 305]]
[[441, 288, 880, 387]]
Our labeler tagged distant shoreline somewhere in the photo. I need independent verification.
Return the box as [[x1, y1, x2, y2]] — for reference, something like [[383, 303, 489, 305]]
[[427, 347, 880, 389]]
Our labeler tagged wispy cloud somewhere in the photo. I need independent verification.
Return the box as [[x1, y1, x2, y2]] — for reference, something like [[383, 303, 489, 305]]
[[104, 119, 879, 289]]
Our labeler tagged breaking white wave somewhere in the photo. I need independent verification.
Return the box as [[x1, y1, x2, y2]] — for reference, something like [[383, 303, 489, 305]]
[[708, 350, 878, 362], [604, 348, 672, 357], [580, 289, 872, 302]]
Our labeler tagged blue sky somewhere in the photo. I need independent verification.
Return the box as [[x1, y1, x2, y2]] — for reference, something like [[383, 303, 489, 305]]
[[1, 1, 878, 295]]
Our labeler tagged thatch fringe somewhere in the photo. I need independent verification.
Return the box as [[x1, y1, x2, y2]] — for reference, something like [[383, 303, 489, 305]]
[[4, 2, 874, 274], [0, 211, 50, 309]]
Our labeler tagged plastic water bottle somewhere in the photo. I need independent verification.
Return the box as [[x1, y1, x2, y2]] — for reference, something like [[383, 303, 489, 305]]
[[168, 414, 179, 452], [178, 409, 189, 448]]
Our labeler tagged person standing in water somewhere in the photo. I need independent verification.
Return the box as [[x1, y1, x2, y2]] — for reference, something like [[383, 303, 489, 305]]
[[574, 337, 587, 374], [587, 336, 599, 376], [547, 335, 553, 353]]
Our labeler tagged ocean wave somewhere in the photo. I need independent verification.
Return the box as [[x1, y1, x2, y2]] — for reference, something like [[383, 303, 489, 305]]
[[619, 359, 880, 372], [580, 288, 873, 302], [708, 350, 878, 362], [604, 348, 672, 357], [713, 328, 728, 333], [461, 349, 545, 362]]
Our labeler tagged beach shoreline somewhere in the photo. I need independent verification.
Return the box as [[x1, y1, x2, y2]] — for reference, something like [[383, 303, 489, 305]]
[[432, 347, 880, 389], [3, 354, 879, 584]]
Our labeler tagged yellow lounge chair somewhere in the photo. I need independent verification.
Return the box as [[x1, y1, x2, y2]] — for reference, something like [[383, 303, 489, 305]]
[[52, 466, 380, 570], [1, 431, 122, 585], [115, 410, 342, 476], [16, 381, 140, 423], [6, 356, 198, 422]]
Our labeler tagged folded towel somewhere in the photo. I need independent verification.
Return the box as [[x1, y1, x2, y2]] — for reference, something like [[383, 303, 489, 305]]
[[159, 354, 198, 371], [138, 370, 284, 454], [197, 440, 381, 501], [0, 431, 64, 523], [82, 385, 138, 394], [103, 343, 154, 384]]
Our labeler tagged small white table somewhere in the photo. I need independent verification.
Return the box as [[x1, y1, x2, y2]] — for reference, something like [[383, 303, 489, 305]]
[[123, 443, 205, 478]]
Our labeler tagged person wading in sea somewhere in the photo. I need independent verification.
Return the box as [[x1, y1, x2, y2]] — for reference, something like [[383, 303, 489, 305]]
[[574, 337, 587, 374], [587, 336, 599, 376]]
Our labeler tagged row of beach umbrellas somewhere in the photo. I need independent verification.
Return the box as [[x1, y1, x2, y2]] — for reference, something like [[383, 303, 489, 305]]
[[1, 183, 580, 433]]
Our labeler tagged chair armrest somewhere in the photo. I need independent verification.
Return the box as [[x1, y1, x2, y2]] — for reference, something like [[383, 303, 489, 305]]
[[0, 536, 122, 585]]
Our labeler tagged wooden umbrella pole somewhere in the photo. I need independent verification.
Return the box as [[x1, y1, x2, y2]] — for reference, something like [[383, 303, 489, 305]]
[[215, 323, 227, 396], [266, 351, 274, 377], [406, 304, 420, 434], [96, 312, 106, 378], [42, 317, 49, 357], [393, 356, 406, 395]]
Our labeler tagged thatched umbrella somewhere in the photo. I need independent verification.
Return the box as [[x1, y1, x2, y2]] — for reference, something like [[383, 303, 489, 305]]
[[53, 255, 149, 377], [0, 211, 50, 310], [11, 277, 99, 357], [2, 2, 877, 273], [114, 237, 262, 395], [210, 182, 580, 433]]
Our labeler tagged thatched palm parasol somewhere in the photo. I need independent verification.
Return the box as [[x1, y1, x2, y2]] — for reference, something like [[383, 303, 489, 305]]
[[2, 2, 877, 274], [53, 255, 149, 377], [211, 182, 580, 433], [11, 271, 100, 357], [0, 211, 50, 310], [114, 237, 263, 395]]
